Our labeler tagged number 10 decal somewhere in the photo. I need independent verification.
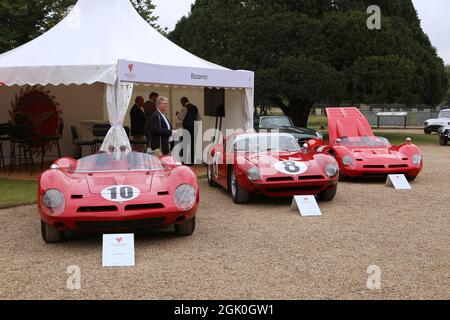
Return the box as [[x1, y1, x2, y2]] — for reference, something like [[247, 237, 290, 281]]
[[101, 185, 140, 202]]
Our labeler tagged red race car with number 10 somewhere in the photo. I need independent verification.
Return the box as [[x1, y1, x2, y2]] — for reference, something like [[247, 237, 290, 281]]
[[317, 107, 423, 180], [38, 150, 199, 243], [207, 133, 339, 203]]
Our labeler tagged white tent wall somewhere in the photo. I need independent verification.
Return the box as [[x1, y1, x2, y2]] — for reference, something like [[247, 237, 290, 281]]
[[0, 84, 105, 164]]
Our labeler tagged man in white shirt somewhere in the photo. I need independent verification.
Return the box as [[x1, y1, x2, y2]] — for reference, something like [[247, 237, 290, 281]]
[[150, 97, 175, 155]]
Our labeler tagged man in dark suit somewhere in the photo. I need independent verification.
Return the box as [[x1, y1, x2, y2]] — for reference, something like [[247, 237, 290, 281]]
[[130, 96, 145, 151], [150, 96, 174, 155], [144, 92, 159, 144], [177, 97, 201, 165]]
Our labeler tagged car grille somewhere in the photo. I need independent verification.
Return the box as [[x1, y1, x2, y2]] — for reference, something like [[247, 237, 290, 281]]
[[266, 177, 294, 182], [363, 165, 385, 169], [125, 203, 165, 211], [298, 175, 325, 180], [77, 206, 118, 213], [75, 218, 166, 231], [388, 164, 409, 169], [267, 185, 323, 193]]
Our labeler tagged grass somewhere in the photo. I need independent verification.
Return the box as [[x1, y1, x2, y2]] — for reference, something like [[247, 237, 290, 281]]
[[0, 179, 38, 209]]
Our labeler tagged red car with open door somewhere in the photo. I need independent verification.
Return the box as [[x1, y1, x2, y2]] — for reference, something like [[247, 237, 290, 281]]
[[38, 150, 199, 243], [207, 133, 339, 203], [322, 107, 423, 180]]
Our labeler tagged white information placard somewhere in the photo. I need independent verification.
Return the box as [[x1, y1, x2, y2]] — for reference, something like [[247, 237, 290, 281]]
[[291, 195, 322, 217], [386, 174, 412, 190], [102, 234, 135, 267]]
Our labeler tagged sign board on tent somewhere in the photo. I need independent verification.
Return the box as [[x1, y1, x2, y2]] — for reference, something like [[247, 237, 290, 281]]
[[118, 59, 254, 89]]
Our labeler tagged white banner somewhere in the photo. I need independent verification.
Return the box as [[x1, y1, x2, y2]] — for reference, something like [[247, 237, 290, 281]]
[[118, 59, 254, 89]]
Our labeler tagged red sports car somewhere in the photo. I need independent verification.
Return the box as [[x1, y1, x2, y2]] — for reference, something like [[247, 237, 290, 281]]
[[38, 150, 199, 243], [319, 107, 423, 180], [207, 133, 339, 203]]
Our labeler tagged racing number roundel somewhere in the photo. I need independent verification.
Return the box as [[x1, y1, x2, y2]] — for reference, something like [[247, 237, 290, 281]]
[[101, 185, 140, 202], [274, 161, 308, 175]]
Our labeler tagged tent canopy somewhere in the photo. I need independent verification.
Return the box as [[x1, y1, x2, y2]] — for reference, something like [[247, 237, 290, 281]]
[[0, 0, 254, 89], [0, 0, 255, 154]]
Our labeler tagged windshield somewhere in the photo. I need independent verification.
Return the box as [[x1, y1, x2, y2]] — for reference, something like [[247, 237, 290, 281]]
[[260, 116, 292, 127], [337, 136, 390, 147], [234, 134, 301, 153], [439, 110, 450, 118], [70, 152, 165, 173]]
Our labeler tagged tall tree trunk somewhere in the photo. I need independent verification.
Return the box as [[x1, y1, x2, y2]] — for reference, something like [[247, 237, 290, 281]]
[[286, 98, 314, 128], [269, 97, 314, 128]]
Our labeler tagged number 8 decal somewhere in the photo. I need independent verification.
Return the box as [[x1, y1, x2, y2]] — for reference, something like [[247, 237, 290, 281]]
[[274, 160, 308, 175], [101, 185, 140, 202]]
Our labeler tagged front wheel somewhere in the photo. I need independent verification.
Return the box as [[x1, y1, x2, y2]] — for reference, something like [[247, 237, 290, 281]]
[[175, 216, 196, 236], [424, 129, 432, 135], [439, 136, 448, 146], [207, 164, 219, 187], [317, 184, 338, 201], [41, 220, 65, 243], [229, 166, 249, 204], [406, 175, 417, 182]]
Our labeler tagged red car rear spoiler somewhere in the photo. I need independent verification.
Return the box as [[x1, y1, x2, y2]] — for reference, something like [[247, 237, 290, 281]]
[[326, 107, 374, 143]]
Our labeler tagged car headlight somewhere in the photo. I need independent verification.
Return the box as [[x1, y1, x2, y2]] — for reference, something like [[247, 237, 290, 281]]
[[316, 131, 323, 140], [174, 184, 197, 211], [342, 156, 353, 166], [42, 189, 65, 215], [412, 154, 422, 166], [247, 167, 261, 181], [325, 164, 339, 177]]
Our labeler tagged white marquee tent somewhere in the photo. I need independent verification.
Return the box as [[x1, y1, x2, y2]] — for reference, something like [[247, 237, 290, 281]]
[[0, 0, 254, 158]]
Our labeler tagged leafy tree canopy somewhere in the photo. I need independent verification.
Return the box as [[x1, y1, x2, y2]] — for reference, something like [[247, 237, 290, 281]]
[[170, 0, 448, 126]]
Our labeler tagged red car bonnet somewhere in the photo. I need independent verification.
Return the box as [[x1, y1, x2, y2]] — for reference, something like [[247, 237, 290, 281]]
[[326, 107, 374, 143]]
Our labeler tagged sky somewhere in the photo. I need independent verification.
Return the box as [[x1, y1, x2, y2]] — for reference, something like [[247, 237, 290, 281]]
[[152, 0, 450, 65]]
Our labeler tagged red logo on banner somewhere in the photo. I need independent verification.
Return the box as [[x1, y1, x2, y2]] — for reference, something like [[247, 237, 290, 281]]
[[128, 64, 134, 73], [116, 237, 123, 244]]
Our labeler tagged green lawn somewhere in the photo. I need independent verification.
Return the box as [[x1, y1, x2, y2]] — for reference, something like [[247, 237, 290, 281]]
[[0, 179, 38, 209]]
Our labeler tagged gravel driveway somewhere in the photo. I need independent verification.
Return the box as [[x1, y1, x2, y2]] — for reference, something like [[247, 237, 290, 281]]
[[1, 145, 450, 300]]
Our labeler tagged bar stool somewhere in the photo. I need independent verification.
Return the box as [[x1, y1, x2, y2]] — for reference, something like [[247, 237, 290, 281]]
[[71, 126, 96, 159], [9, 124, 35, 175], [40, 122, 64, 171], [0, 123, 10, 170]]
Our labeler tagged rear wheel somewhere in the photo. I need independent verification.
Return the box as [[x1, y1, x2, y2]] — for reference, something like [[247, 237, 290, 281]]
[[317, 184, 338, 201], [439, 136, 448, 146], [175, 216, 196, 236], [41, 220, 65, 243], [207, 164, 219, 187], [424, 129, 432, 135], [229, 166, 249, 204]]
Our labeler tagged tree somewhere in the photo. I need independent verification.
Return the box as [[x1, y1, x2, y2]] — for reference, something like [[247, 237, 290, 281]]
[[170, 0, 448, 127], [0, 0, 164, 54], [443, 65, 450, 106]]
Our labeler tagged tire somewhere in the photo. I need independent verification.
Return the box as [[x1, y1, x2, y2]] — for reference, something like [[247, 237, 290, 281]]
[[439, 136, 448, 146], [424, 129, 432, 135], [207, 164, 219, 187], [317, 184, 338, 202], [406, 175, 417, 182], [228, 166, 249, 204], [175, 216, 196, 236], [338, 173, 348, 181], [41, 220, 65, 243]]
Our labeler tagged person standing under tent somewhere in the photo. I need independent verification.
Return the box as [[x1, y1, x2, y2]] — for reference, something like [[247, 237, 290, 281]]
[[129, 96, 146, 151], [177, 97, 201, 165], [144, 92, 159, 145], [150, 97, 175, 155]]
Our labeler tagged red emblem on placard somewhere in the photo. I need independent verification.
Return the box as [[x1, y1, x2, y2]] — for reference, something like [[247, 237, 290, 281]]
[[128, 64, 134, 73], [116, 238, 123, 244]]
